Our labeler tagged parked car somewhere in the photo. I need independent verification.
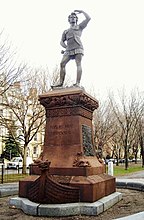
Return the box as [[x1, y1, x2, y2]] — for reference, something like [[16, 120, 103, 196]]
[[105, 158, 116, 164], [118, 158, 125, 163], [0, 158, 10, 168], [7, 156, 33, 169]]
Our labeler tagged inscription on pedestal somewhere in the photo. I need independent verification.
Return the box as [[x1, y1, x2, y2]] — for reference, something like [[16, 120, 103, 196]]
[[48, 124, 72, 136], [82, 125, 95, 156], [46, 119, 80, 146]]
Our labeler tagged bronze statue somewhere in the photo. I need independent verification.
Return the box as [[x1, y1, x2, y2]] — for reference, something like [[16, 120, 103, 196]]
[[52, 10, 91, 88]]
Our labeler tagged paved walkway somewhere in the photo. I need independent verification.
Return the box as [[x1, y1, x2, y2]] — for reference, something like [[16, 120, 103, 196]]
[[0, 171, 144, 219], [0, 182, 18, 197], [115, 171, 144, 220]]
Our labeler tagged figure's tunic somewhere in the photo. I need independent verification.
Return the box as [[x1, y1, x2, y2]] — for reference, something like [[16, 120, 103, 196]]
[[61, 19, 89, 56]]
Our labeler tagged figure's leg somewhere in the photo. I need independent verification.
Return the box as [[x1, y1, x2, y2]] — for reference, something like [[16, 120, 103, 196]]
[[51, 55, 70, 88], [74, 54, 82, 86], [59, 55, 70, 86]]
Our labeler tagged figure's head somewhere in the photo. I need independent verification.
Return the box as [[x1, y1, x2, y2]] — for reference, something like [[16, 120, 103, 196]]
[[68, 12, 78, 24]]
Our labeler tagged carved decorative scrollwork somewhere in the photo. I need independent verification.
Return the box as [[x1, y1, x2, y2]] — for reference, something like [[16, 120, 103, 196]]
[[73, 152, 91, 167], [34, 159, 51, 171], [46, 107, 92, 119], [39, 93, 99, 112], [28, 160, 80, 204]]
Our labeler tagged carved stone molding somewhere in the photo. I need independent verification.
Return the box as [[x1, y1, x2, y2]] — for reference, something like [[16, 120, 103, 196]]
[[39, 92, 99, 112], [46, 106, 92, 119]]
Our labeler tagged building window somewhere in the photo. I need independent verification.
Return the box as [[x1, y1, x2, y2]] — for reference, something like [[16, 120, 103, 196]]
[[34, 134, 37, 141], [33, 146, 37, 155], [0, 109, 3, 116]]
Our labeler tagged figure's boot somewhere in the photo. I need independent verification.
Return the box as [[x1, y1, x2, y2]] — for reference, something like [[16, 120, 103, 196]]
[[73, 66, 81, 87], [51, 69, 65, 88], [59, 71, 66, 86]]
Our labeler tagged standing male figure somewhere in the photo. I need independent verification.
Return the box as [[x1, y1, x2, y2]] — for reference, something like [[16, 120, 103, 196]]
[[53, 10, 91, 88]]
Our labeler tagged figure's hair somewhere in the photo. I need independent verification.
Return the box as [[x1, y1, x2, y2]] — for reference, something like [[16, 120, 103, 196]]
[[68, 12, 78, 23]]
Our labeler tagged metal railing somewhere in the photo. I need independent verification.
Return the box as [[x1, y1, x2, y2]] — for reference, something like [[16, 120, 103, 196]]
[[0, 163, 29, 184]]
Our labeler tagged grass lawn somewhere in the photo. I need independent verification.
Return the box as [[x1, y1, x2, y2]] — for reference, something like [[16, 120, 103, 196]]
[[1, 173, 29, 183], [113, 163, 144, 176], [1, 163, 144, 183]]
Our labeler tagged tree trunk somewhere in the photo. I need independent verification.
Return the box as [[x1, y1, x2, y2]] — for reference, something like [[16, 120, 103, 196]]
[[140, 136, 144, 167], [142, 150, 144, 167], [22, 145, 27, 174], [116, 155, 119, 166], [134, 150, 138, 164], [124, 144, 128, 170]]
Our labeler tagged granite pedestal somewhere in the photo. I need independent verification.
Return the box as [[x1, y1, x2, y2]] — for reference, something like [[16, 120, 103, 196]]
[[19, 87, 116, 204]]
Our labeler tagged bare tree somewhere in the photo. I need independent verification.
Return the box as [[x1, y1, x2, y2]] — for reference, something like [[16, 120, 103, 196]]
[[109, 89, 144, 170], [0, 32, 26, 95], [136, 116, 144, 166], [110, 124, 124, 166], [93, 99, 117, 159], [1, 69, 48, 174]]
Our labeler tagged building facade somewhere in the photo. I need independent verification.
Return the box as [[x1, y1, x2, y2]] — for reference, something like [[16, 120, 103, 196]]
[[0, 81, 45, 161]]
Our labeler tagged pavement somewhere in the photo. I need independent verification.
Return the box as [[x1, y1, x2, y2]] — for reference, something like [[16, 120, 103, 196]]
[[0, 182, 19, 197], [115, 171, 144, 220], [0, 171, 144, 219]]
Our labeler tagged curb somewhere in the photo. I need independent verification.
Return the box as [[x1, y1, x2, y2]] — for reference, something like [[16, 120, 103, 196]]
[[0, 183, 18, 197], [1, 179, 144, 218], [9, 192, 122, 216], [116, 179, 144, 191]]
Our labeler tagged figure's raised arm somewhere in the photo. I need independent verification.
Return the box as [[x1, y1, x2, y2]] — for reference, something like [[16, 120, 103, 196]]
[[74, 10, 91, 22]]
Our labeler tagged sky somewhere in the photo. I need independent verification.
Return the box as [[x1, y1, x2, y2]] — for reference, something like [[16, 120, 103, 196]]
[[0, 0, 144, 98]]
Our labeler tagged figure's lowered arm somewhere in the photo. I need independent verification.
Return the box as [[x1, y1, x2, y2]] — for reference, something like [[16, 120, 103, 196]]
[[60, 38, 67, 48], [60, 30, 67, 49]]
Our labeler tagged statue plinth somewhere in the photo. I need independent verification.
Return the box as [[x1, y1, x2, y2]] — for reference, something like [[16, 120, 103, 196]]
[[19, 87, 115, 203]]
